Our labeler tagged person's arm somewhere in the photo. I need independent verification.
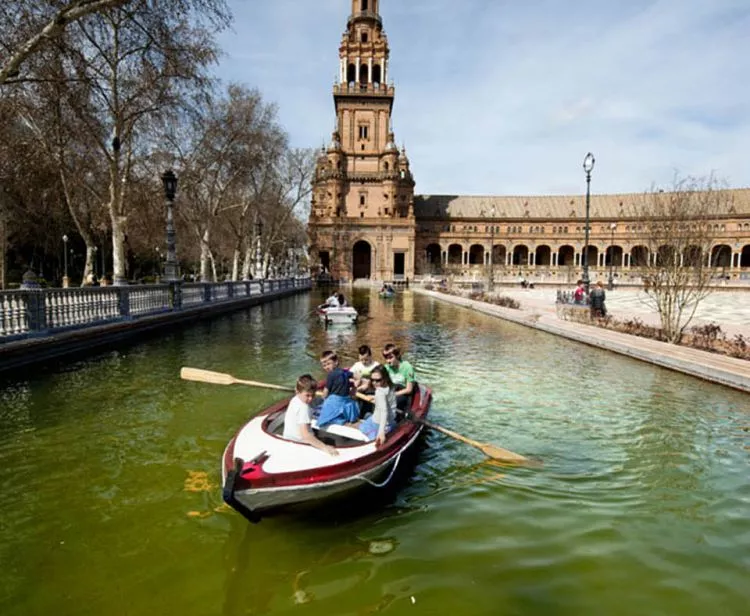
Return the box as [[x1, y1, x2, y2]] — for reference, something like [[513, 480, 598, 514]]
[[373, 389, 388, 447], [394, 364, 416, 397], [299, 423, 338, 456]]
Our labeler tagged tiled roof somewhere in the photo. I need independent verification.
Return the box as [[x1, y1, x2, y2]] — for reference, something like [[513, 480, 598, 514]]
[[414, 189, 750, 220]]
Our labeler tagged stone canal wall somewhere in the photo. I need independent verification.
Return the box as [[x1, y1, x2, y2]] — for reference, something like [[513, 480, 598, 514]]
[[0, 278, 310, 373]]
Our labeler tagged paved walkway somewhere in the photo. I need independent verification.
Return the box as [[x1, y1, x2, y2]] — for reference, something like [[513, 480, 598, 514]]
[[494, 286, 749, 338], [415, 288, 750, 394]]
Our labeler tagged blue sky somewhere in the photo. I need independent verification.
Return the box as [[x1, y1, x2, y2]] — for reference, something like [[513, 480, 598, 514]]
[[214, 0, 750, 196]]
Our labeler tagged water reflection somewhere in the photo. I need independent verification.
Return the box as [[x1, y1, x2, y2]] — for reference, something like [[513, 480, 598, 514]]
[[1, 288, 749, 615]]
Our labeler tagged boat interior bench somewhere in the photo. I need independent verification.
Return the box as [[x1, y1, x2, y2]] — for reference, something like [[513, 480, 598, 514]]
[[264, 410, 370, 447]]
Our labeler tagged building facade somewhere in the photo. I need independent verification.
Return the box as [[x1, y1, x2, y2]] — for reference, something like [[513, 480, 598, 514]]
[[309, 1, 750, 284]]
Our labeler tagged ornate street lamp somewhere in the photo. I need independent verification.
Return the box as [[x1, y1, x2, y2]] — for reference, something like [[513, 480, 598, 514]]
[[582, 152, 595, 295], [608, 222, 616, 290], [62, 234, 69, 288], [255, 219, 264, 279], [161, 170, 179, 282]]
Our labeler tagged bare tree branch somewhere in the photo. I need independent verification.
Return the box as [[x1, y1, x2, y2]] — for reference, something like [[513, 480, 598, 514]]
[[0, 0, 135, 85]]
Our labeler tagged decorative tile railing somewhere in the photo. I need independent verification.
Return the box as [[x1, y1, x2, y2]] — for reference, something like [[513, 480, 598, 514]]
[[0, 278, 310, 341]]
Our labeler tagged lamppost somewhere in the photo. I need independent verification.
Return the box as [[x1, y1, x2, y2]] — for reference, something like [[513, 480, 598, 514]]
[[608, 222, 616, 290], [255, 219, 263, 279], [582, 152, 595, 294], [161, 170, 179, 282], [92, 246, 98, 278], [62, 234, 69, 288], [488, 205, 496, 293]]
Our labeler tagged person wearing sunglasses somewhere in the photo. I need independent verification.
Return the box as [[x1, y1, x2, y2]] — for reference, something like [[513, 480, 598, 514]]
[[381, 343, 416, 411], [355, 366, 397, 447]]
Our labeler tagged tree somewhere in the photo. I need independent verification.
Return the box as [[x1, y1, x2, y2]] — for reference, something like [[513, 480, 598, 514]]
[[168, 85, 284, 281], [0, 0, 136, 85], [630, 175, 733, 343]]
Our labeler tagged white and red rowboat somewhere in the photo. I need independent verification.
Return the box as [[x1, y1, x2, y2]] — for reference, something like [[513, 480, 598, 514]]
[[222, 384, 432, 522]]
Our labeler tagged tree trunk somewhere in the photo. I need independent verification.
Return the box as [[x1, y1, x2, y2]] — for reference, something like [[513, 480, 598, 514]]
[[242, 245, 253, 280], [231, 248, 240, 281], [110, 213, 128, 285], [199, 228, 211, 282]]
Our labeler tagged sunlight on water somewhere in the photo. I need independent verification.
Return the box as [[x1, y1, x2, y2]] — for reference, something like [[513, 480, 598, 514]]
[[0, 288, 749, 615]]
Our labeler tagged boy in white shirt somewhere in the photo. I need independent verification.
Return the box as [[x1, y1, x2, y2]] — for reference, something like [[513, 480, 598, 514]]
[[349, 344, 379, 392], [283, 375, 339, 456]]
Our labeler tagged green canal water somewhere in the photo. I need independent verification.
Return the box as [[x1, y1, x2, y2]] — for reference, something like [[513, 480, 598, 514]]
[[1, 289, 749, 615]]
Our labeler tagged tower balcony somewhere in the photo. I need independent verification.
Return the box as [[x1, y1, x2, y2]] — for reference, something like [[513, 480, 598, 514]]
[[348, 11, 382, 27], [334, 82, 394, 97]]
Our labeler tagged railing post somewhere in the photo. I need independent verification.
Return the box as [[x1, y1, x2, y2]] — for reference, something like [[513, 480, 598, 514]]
[[117, 286, 131, 318], [203, 283, 211, 303], [25, 290, 47, 333], [168, 281, 182, 310]]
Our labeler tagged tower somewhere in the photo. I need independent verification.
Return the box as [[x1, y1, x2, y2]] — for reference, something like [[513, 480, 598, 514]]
[[309, 0, 416, 283]]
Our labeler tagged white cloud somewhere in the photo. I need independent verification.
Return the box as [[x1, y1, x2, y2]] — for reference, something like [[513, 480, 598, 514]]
[[215, 0, 750, 195]]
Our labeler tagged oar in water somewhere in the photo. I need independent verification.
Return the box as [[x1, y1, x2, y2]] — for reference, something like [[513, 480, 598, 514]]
[[421, 419, 529, 464], [353, 393, 529, 464], [180, 367, 294, 392]]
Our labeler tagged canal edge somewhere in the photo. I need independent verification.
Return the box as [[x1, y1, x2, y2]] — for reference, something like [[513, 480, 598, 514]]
[[414, 288, 750, 395]]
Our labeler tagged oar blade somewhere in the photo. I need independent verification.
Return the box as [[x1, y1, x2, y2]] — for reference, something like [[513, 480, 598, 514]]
[[180, 367, 235, 386], [480, 443, 530, 465]]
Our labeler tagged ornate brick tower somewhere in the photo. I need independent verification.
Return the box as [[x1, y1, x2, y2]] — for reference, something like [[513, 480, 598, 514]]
[[308, 0, 416, 283]]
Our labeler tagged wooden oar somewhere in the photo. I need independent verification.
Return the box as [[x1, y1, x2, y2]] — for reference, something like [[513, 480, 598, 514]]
[[421, 419, 529, 464], [353, 393, 529, 464], [180, 367, 294, 392]]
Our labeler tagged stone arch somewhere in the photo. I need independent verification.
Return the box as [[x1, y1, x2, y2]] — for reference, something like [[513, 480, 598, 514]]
[[535, 245, 552, 266], [424, 243, 441, 272], [583, 245, 598, 268], [631, 245, 649, 267], [347, 63, 356, 85], [558, 245, 575, 266], [512, 244, 529, 266], [683, 245, 703, 268], [711, 244, 732, 267], [741, 245, 750, 267], [605, 245, 623, 267], [372, 64, 382, 85], [468, 244, 484, 264], [492, 245, 506, 265], [359, 64, 368, 85], [352, 239, 372, 279], [447, 244, 462, 265]]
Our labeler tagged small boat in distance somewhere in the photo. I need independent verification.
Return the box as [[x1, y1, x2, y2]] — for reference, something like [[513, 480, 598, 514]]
[[316, 304, 358, 326], [222, 385, 432, 522]]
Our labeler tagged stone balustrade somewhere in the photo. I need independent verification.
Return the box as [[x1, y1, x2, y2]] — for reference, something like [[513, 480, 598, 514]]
[[0, 278, 310, 342]]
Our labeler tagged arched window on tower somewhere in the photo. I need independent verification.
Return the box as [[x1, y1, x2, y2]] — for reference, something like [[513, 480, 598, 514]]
[[347, 63, 356, 87], [372, 64, 382, 87], [361, 31, 368, 43], [361, 0, 368, 11], [359, 64, 368, 89]]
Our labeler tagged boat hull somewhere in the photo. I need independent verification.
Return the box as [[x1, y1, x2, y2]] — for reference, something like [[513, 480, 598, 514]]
[[317, 305, 358, 325], [222, 386, 431, 522]]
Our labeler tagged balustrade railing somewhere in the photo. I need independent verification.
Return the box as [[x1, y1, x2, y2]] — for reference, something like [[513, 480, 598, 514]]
[[0, 277, 310, 342]]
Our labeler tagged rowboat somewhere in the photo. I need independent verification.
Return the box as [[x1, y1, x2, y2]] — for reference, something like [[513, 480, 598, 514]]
[[378, 290, 396, 299], [222, 384, 432, 522], [317, 305, 358, 325]]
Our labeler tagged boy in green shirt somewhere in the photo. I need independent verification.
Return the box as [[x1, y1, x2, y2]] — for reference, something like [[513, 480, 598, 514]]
[[382, 343, 416, 411]]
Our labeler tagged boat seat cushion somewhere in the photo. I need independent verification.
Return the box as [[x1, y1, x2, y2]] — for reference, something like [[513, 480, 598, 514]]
[[311, 419, 369, 442]]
